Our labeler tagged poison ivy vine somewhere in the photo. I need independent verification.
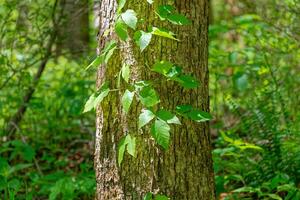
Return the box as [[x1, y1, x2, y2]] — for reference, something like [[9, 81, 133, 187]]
[[84, 1, 212, 198]]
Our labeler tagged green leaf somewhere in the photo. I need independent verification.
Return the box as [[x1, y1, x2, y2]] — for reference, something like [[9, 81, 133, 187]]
[[83, 94, 96, 113], [86, 40, 117, 70], [176, 105, 193, 114], [117, 0, 126, 13], [134, 31, 152, 51], [118, 137, 127, 166], [173, 74, 200, 89], [167, 14, 191, 25], [166, 65, 182, 78], [118, 134, 136, 166], [121, 10, 137, 29], [126, 135, 136, 157], [157, 110, 181, 125], [152, 61, 173, 76], [139, 109, 155, 128], [152, 27, 178, 41], [115, 18, 128, 41], [155, 195, 169, 200], [121, 90, 134, 113], [157, 5, 174, 19], [156, 5, 190, 25], [83, 83, 110, 113], [93, 83, 110, 109], [151, 120, 170, 149], [85, 56, 103, 70], [187, 110, 212, 122], [104, 46, 117, 64], [144, 192, 153, 200], [121, 64, 130, 83], [139, 86, 160, 107]]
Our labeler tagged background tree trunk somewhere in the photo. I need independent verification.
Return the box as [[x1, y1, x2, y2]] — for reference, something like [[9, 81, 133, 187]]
[[95, 0, 215, 199], [57, 0, 89, 57]]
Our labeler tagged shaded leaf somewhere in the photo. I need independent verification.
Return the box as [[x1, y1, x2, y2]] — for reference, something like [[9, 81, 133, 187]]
[[187, 110, 212, 122], [157, 110, 181, 125], [152, 60, 173, 76], [118, 137, 127, 166], [139, 86, 160, 107], [115, 18, 128, 41]]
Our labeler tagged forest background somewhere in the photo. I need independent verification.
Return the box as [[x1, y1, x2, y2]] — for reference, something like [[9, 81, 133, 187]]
[[0, 0, 300, 199]]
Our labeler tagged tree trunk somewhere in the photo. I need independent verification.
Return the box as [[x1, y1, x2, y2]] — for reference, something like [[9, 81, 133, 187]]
[[95, 0, 215, 199]]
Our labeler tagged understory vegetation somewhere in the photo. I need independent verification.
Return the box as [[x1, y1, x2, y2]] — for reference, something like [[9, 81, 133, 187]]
[[0, 0, 299, 199]]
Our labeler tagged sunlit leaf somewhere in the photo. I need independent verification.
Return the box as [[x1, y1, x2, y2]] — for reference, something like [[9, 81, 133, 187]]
[[139, 109, 155, 128], [121, 90, 134, 113], [121, 10, 137, 29], [117, 0, 127, 13], [134, 31, 152, 51], [126, 135, 136, 157], [152, 27, 178, 41], [121, 64, 130, 83]]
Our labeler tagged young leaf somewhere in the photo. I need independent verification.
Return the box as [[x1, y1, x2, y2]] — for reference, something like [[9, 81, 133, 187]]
[[167, 14, 191, 25], [85, 56, 103, 70], [121, 90, 134, 113], [134, 31, 152, 51], [157, 110, 181, 125], [83, 94, 96, 113], [118, 137, 127, 166], [151, 119, 170, 149], [155, 195, 169, 200], [156, 5, 190, 25], [115, 19, 128, 41], [173, 74, 200, 89], [83, 83, 110, 113], [104, 46, 117, 64], [152, 60, 173, 76], [176, 105, 212, 122], [118, 134, 136, 166], [121, 64, 130, 83], [93, 83, 110, 109], [152, 27, 178, 41], [121, 10, 137, 30], [139, 109, 155, 128], [144, 192, 153, 200], [187, 110, 212, 122], [139, 86, 160, 107], [117, 0, 127, 13], [126, 135, 136, 157], [156, 5, 174, 19]]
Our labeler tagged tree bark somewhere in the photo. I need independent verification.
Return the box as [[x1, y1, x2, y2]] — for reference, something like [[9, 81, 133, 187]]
[[95, 0, 215, 199]]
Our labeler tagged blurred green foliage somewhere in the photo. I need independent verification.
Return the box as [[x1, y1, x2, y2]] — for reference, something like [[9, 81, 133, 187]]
[[210, 0, 300, 199]]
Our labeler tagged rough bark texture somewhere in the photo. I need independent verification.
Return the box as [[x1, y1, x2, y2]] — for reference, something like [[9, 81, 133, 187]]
[[95, 0, 215, 199]]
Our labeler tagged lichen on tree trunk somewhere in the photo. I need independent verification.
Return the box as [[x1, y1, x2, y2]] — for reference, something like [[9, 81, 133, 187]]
[[95, 0, 216, 199]]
